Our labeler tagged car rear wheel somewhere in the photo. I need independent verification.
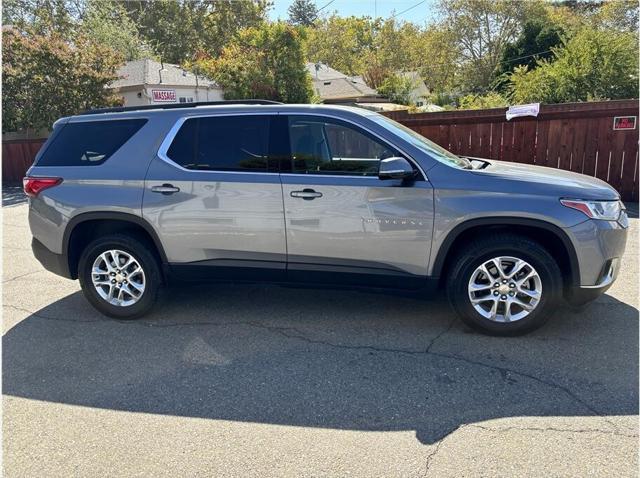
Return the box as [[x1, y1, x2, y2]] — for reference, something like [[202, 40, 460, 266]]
[[78, 234, 161, 319], [446, 234, 562, 336]]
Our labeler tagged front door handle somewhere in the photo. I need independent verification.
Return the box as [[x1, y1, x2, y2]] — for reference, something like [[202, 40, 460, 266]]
[[290, 189, 323, 200], [151, 184, 180, 195]]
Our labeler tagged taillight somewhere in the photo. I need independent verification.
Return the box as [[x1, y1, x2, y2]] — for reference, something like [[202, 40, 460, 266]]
[[23, 177, 62, 197]]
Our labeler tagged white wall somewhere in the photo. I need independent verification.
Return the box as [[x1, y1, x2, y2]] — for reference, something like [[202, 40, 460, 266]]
[[119, 85, 225, 106]]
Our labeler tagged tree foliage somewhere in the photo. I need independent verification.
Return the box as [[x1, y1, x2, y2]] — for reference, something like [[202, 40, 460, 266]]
[[120, 0, 270, 64], [508, 27, 638, 103], [80, 0, 152, 61], [195, 22, 313, 103], [2, 26, 123, 132], [458, 92, 508, 109], [377, 74, 415, 106], [306, 15, 376, 76], [287, 0, 318, 27], [494, 20, 564, 80], [437, 0, 544, 93]]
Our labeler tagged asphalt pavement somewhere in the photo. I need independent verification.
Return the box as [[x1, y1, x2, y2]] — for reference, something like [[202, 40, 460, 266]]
[[3, 189, 638, 477]]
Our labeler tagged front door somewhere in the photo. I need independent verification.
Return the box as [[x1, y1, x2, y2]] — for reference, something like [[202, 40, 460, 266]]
[[143, 114, 287, 280], [280, 114, 434, 287]]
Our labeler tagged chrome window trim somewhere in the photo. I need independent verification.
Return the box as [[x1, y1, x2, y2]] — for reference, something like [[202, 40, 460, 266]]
[[156, 111, 429, 180], [157, 112, 278, 175]]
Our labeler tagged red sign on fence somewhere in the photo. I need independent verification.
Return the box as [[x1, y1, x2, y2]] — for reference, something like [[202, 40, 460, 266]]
[[613, 116, 637, 130], [151, 89, 177, 102]]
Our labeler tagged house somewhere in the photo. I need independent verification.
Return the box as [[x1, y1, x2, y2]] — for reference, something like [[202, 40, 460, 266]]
[[397, 71, 430, 107], [306, 62, 382, 104], [109, 58, 224, 106]]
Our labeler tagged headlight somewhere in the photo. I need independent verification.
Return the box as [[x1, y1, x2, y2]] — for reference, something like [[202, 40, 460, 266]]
[[560, 199, 622, 221]]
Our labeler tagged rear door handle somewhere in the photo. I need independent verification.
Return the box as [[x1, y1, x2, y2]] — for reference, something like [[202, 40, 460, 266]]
[[151, 184, 180, 195], [290, 189, 323, 200]]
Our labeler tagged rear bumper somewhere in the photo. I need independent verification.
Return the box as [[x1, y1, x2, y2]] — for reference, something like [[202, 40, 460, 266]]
[[32, 237, 72, 279]]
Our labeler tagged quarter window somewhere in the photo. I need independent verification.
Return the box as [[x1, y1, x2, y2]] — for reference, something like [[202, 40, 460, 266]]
[[287, 116, 398, 176], [37, 119, 147, 166], [166, 115, 271, 171]]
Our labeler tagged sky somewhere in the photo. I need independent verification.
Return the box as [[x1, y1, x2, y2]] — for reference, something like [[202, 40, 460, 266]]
[[268, 0, 439, 25]]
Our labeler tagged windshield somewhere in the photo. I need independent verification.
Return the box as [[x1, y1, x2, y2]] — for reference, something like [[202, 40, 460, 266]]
[[370, 114, 472, 169]]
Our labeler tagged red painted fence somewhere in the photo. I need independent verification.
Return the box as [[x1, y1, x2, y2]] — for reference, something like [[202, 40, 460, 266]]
[[383, 99, 639, 201], [2, 100, 639, 200], [2, 138, 46, 184]]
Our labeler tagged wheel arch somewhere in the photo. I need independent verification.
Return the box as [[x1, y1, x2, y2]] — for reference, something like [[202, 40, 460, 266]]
[[63, 212, 168, 280], [432, 217, 580, 290]]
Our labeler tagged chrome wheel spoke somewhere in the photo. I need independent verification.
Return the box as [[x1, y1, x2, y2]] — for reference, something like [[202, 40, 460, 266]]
[[506, 259, 526, 279], [489, 259, 505, 279], [469, 282, 492, 292], [488, 298, 499, 320], [517, 287, 540, 300], [128, 280, 144, 293], [503, 301, 512, 322]]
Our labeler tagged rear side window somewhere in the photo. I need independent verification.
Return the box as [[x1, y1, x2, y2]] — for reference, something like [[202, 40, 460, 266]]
[[38, 119, 147, 166], [166, 115, 271, 171]]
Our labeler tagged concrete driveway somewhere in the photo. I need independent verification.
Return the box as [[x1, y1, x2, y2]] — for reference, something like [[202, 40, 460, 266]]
[[3, 189, 638, 477]]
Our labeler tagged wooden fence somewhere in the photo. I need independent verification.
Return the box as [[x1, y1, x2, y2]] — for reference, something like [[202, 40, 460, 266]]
[[2, 138, 46, 184], [384, 99, 639, 201], [2, 100, 639, 199]]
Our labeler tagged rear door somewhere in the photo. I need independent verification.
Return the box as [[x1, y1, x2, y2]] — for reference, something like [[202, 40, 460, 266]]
[[142, 114, 287, 280], [280, 114, 434, 286]]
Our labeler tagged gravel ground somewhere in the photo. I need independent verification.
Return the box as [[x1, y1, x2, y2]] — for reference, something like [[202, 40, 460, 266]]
[[3, 190, 638, 477]]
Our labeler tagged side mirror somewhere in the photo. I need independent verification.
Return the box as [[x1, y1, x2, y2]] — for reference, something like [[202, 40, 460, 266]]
[[378, 157, 416, 180]]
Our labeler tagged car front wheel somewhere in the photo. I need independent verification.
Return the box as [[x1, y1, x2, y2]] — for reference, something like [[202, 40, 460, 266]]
[[447, 234, 562, 336]]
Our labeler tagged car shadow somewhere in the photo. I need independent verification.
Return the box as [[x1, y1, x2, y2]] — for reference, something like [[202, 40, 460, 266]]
[[3, 284, 638, 444], [2, 185, 27, 207]]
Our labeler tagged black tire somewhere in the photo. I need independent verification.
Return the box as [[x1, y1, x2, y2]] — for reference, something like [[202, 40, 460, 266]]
[[78, 233, 161, 319], [446, 234, 562, 336]]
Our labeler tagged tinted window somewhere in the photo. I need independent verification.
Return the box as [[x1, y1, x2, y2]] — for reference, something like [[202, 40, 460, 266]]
[[288, 116, 397, 176], [166, 116, 271, 171], [38, 119, 147, 166]]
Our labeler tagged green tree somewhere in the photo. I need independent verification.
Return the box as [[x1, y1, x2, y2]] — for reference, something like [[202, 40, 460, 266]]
[[120, 0, 270, 64], [594, 0, 639, 33], [2, 0, 77, 36], [416, 26, 461, 94], [495, 21, 564, 78], [288, 0, 318, 27], [508, 27, 639, 103], [306, 15, 376, 75], [2, 26, 123, 132], [196, 22, 313, 103], [438, 0, 543, 92], [80, 0, 152, 61], [377, 74, 415, 105]]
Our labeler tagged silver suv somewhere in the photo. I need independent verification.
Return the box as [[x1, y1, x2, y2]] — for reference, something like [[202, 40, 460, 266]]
[[25, 101, 628, 335]]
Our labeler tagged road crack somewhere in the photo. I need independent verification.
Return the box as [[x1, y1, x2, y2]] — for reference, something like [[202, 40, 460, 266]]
[[468, 423, 638, 438]]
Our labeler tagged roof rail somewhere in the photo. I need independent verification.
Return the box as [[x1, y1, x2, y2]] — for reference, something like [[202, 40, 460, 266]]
[[80, 99, 283, 115]]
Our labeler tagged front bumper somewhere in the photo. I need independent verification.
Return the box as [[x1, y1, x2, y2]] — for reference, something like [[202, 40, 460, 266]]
[[32, 237, 72, 279], [565, 211, 628, 305]]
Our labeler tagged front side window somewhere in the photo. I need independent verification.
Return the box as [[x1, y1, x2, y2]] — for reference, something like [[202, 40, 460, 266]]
[[38, 119, 147, 166], [288, 116, 398, 176], [166, 115, 270, 171]]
